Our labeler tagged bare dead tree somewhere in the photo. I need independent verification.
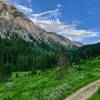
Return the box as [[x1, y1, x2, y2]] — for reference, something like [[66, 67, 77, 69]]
[[58, 45, 69, 78]]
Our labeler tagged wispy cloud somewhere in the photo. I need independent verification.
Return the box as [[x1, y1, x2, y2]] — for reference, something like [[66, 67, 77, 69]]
[[16, 4, 33, 14], [11, 4, 100, 43], [57, 4, 62, 8]]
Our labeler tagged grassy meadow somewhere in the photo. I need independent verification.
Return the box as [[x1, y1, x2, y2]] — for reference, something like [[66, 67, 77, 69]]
[[0, 56, 100, 100]]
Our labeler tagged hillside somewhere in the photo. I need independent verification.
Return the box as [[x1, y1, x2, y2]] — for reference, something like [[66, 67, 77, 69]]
[[0, 1, 100, 100], [76, 42, 100, 59], [0, 56, 100, 100], [0, 1, 82, 49], [0, 1, 83, 78]]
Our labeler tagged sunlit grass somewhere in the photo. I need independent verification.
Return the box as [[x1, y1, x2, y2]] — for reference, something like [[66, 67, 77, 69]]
[[0, 57, 100, 100]]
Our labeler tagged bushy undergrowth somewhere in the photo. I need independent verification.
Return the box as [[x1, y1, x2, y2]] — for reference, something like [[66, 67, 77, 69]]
[[0, 57, 100, 100]]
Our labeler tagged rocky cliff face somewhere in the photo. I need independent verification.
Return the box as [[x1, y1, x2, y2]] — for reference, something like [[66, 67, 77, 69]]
[[0, 1, 82, 49]]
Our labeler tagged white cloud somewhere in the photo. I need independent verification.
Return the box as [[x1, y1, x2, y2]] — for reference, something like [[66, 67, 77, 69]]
[[57, 4, 62, 8], [28, 8, 100, 42], [28, 0, 31, 3], [15, 4, 33, 14], [12, 4, 100, 43], [32, 8, 61, 20]]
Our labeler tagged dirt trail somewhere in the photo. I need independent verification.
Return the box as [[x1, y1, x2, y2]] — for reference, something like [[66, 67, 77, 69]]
[[65, 80, 100, 100]]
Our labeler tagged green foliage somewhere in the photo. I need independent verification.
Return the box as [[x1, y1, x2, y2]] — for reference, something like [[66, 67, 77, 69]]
[[0, 31, 100, 99], [66, 42, 100, 67], [0, 64, 12, 82], [0, 31, 73, 82], [0, 57, 100, 100], [0, 34, 58, 73], [76, 42, 100, 60]]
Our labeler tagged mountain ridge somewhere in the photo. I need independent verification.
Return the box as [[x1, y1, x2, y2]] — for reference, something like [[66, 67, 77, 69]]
[[0, 1, 82, 49]]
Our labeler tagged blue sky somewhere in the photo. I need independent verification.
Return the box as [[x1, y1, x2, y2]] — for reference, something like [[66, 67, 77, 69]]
[[5, 0, 100, 43]]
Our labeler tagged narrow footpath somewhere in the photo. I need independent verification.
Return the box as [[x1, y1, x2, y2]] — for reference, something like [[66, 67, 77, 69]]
[[65, 80, 100, 100]]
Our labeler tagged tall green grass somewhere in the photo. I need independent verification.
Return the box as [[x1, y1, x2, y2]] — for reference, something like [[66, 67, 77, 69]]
[[0, 57, 100, 100]]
